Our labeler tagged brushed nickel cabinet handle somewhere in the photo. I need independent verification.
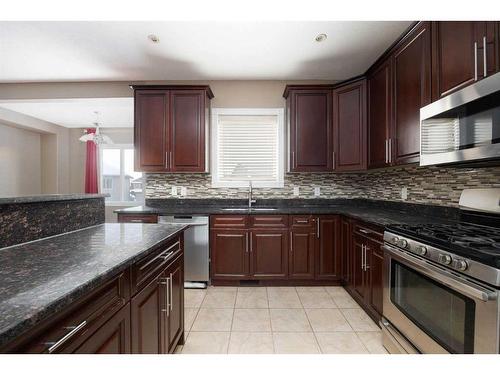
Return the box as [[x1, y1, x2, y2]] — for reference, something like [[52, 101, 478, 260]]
[[474, 42, 478, 81], [316, 218, 320, 239], [332, 151, 336, 169], [245, 232, 249, 253], [483, 36, 487, 77], [46, 321, 87, 353], [169, 273, 173, 311]]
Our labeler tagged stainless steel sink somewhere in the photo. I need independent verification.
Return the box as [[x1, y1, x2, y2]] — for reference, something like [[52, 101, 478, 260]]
[[251, 208, 278, 211], [221, 207, 278, 212], [221, 208, 248, 211]]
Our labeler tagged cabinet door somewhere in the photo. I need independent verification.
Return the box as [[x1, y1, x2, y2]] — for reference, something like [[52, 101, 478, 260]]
[[368, 245, 384, 317], [170, 90, 206, 172], [289, 229, 315, 279], [333, 80, 367, 171], [134, 90, 169, 172], [166, 256, 184, 352], [368, 60, 392, 168], [432, 21, 477, 99], [315, 216, 341, 280], [73, 304, 131, 354], [475, 22, 499, 79], [131, 274, 167, 354], [289, 89, 333, 172], [250, 230, 288, 279], [393, 22, 431, 165], [210, 230, 249, 279], [352, 236, 366, 301], [340, 218, 352, 285]]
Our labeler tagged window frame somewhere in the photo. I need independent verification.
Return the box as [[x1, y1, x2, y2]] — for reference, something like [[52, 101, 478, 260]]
[[99, 143, 144, 206], [211, 108, 285, 188]]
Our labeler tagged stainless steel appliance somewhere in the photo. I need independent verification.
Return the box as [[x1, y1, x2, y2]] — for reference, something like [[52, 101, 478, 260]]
[[159, 215, 209, 288], [382, 189, 500, 354], [420, 71, 500, 166]]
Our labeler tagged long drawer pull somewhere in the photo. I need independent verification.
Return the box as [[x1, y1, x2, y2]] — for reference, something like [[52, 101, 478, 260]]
[[295, 220, 309, 224], [170, 273, 173, 311], [45, 320, 87, 353], [129, 219, 144, 223]]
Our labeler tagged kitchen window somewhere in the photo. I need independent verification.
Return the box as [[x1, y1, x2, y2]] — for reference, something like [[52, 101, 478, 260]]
[[211, 108, 284, 188], [99, 144, 144, 205]]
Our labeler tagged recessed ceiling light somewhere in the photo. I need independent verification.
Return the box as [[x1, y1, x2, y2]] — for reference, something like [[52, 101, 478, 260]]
[[315, 33, 328, 43], [148, 34, 160, 43]]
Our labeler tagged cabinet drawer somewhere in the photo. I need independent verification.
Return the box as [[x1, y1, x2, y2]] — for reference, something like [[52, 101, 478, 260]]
[[249, 215, 288, 228], [353, 222, 383, 243], [131, 237, 182, 293], [15, 273, 129, 353], [290, 215, 315, 228], [117, 214, 158, 223], [210, 215, 248, 228]]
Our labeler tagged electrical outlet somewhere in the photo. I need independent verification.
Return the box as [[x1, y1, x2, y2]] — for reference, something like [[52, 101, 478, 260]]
[[314, 187, 321, 197], [180, 187, 187, 196], [401, 187, 408, 200], [293, 186, 300, 196], [171, 186, 177, 196]]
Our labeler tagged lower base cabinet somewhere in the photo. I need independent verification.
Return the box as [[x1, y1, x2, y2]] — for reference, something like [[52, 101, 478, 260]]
[[289, 228, 315, 279], [73, 304, 131, 354], [2, 234, 185, 354], [251, 230, 288, 278], [344, 222, 384, 323]]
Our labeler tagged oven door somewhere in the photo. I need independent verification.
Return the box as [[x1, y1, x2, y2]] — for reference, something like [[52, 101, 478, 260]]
[[383, 244, 499, 354]]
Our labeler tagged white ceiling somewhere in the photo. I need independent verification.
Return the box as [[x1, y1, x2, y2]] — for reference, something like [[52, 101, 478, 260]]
[[0, 21, 412, 82], [0, 98, 133, 128]]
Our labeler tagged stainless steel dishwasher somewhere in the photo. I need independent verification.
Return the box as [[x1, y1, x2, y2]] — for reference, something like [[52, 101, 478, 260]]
[[159, 215, 209, 289]]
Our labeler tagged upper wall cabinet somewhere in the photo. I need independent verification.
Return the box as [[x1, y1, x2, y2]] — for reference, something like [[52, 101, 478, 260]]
[[333, 79, 367, 171], [367, 58, 392, 169], [392, 21, 431, 165], [431, 21, 499, 100], [284, 86, 333, 172], [284, 84, 367, 172], [133, 86, 213, 173]]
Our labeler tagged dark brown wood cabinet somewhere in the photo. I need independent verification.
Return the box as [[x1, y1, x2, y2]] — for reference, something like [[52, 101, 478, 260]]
[[392, 22, 431, 165], [131, 273, 165, 354], [2, 233, 185, 354], [333, 79, 367, 171], [345, 222, 384, 323], [315, 215, 341, 280], [210, 229, 249, 279], [133, 85, 213, 173], [340, 217, 352, 284], [250, 230, 288, 279], [74, 304, 131, 354], [166, 255, 184, 353], [117, 213, 159, 223], [431, 21, 499, 100], [284, 86, 334, 172], [368, 59, 392, 169], [289, 221, 316, 279]]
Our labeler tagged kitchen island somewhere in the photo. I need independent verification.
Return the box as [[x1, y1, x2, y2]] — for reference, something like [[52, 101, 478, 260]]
[[0, 222, 188, 354]]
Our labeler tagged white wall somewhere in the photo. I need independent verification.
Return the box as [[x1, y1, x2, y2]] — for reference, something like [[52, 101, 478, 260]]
[[0, 122, 42, 196]]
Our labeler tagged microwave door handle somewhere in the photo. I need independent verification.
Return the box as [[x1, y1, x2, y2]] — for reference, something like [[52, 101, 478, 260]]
[[382, 245, 497, 302]]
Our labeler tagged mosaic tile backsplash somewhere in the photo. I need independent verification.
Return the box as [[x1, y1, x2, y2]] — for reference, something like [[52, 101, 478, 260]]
[[145, 165, 500, 207]]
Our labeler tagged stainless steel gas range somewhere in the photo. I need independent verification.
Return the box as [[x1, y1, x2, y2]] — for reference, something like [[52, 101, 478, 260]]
[[381, 189, 500, 354]]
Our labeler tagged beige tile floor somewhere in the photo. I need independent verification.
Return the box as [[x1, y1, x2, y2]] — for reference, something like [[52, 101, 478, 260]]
[[177, 286, 387, 354]]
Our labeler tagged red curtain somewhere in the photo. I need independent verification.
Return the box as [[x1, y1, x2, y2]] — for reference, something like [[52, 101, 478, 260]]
[[84, 128, 99, 194]]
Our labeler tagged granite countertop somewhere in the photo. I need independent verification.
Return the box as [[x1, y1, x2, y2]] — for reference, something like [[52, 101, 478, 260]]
[[0, 194, 109, 205], [115, 199, 458, 227], [0, 222, 187, 348]]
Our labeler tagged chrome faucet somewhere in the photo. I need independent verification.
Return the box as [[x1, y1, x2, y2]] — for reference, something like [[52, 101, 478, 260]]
[[248, 181, 256, 208]]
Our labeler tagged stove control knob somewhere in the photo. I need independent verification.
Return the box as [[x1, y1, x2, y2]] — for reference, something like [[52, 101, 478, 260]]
[[398, 239, 408, 248], [438, 254, 452, 265], [456, 259, 469, 271], [415, 246, 427, 256]]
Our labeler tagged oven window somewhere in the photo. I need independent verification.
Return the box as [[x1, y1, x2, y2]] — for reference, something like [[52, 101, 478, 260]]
[[391, 261, 475, 353]]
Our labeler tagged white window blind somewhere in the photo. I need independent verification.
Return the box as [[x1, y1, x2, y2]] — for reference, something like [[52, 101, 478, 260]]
[[212, 109, 284, 188]]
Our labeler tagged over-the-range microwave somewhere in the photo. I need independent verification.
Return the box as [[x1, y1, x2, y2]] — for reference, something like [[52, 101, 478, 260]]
[[420, 71, 500, 167]]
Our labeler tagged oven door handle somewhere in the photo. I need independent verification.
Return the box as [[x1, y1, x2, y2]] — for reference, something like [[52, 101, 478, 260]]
[[383, 245, 497, 302]]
